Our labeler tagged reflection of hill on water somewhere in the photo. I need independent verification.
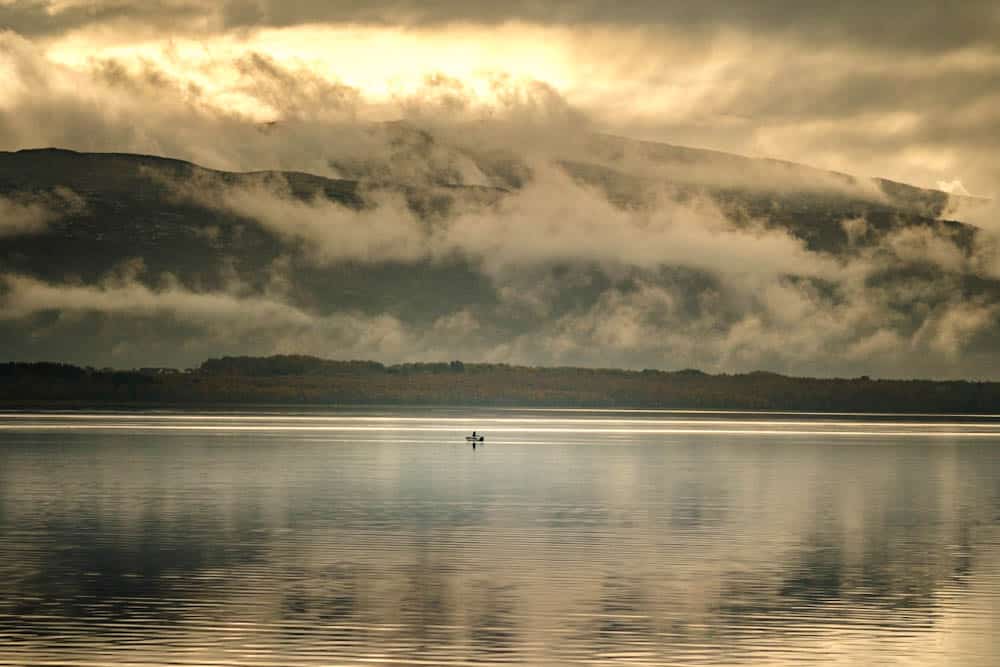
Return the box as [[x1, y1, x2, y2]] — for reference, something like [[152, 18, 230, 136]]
[[1, 428, 995, 663]]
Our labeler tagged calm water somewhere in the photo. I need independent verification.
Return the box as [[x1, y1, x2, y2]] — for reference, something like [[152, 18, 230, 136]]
[[1, 409, 998, 666]]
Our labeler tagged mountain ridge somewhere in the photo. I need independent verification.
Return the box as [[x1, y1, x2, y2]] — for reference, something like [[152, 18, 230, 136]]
[[1, 133, 998, 378], [6, 138, 988, 210]]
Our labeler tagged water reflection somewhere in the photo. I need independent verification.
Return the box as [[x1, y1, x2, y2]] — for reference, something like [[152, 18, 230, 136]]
[[0, 411, 998, 665]]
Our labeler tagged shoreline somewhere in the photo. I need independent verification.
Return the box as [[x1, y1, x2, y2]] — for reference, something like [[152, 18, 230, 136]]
[[3, 357, 999, 414]]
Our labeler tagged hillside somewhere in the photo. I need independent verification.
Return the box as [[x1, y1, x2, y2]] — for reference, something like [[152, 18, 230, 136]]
[[0, 133, 997, 379]]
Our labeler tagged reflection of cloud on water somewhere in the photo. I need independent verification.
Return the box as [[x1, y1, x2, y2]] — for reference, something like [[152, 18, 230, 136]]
[[465, 582, 519, 662], [581, 575, 654, 660], [0, 421, 997, 664]]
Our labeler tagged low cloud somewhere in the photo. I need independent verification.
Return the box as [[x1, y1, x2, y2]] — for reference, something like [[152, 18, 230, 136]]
[[4, 189, 999, 378], [0, 187, 84, 237], [438, 166, 842, 284], [0, 269, 415, 361], [882, 226, 970, 273], [483, 263, 999, 378], [937, 179, 971, 196], [164, 171, 431, 264], [163, 162, 842, 291]]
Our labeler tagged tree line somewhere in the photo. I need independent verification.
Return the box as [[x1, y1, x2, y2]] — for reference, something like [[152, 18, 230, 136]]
[[0, 356, 997, 412]]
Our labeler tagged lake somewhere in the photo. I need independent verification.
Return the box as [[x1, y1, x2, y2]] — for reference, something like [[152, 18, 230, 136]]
[[1, 409, 998, 665]]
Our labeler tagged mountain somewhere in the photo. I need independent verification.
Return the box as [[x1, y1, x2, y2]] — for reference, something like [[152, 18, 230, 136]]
[[0, 132, 997, 378]]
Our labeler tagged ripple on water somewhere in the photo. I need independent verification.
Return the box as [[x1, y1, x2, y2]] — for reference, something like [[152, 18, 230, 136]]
[[0, 410, 998, 665]]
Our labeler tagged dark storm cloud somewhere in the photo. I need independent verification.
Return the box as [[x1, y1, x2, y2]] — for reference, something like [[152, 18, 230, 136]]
[[5, 1, 998, 55], [220, 1, 1000, 54], [0, 1, 204, 37]]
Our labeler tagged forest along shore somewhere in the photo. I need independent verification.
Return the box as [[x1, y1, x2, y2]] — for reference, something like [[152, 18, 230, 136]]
[[1, 356, 998, 412]]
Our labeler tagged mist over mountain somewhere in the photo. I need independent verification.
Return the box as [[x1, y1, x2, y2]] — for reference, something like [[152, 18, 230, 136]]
[[1, 125, 998, 378]]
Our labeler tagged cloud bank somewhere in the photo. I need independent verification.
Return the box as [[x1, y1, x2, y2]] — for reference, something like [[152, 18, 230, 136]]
[[0, 187, 84, 237]]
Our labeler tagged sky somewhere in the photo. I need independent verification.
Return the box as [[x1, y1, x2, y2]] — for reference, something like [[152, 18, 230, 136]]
[[2, 2, 1000, 378], [2, 0, 999, 194]]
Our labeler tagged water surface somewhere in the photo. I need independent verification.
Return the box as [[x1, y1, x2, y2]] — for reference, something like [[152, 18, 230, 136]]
[[1, 409, 998, 665]]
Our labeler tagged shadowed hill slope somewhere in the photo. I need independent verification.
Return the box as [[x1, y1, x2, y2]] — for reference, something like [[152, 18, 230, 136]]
[[0, 137, 997, 378]]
